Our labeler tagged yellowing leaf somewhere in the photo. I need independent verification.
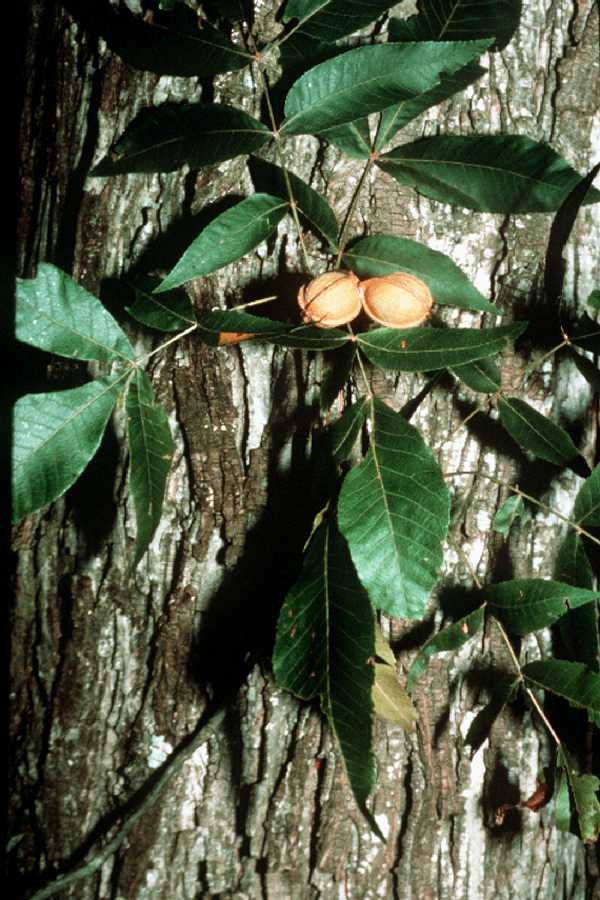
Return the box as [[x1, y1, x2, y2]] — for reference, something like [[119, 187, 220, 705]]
[[373, 665, 417, 730]]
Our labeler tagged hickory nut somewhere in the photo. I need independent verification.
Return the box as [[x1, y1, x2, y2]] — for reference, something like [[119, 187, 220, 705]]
[[360, 272, 433, 328], [297, 270, 362, 328]]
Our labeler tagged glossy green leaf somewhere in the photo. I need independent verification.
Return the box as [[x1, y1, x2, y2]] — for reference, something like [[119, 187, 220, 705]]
[[91, 104, 271, 175], [555, 533, 599, 673], [452, 357, 501, 393], [486, 579, 600, 635], [377, 135, 600, 213], [375, 62, 487, 150], [125, 277, 197, 332], [126, 370, 175, 564], [544, 163, 600, 309], [12, 375, 126, 523], [282, 0, 401, 44], [357, 323, 525, 371], [196, 309, 288, 345], [407, 606, 485, 691], [155, 195, 289, 292], [84, 6, 251, 78], [498, 397, 580, 465], [319, 118, 372, 159], [196, 310, 351, 350], [269, 325, 352, 350], [388, 0, 522, 51], [281, 40, 491, 135], [343, 234, 497, 313], [338, 398, 450, 620], [273, 518, 376, 810], [574, 464, 600, 527], [464, 676, 520, 755], [16, 263, 134, 363], [327, 398, 368, 464], [492, 495, 524, 535], [570, 314, 600, 353], [554, 762, 572, 833], [249, 158, 339, 250], [522, 660, 600, 714]]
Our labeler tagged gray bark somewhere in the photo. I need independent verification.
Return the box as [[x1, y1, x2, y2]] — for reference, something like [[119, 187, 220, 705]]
[[12, 2, 600, 898]]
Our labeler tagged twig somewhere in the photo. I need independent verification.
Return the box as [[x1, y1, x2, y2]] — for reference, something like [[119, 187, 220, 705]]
[[335, 157, 374, 269], [492, 619, 563, 748], [444, 469, 600, 548]]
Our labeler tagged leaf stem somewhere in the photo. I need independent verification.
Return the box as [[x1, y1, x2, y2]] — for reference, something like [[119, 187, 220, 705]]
[[251, 57, 311, 271], [444, 469, 600, 548], [447, 537, 563, 750], [336, 157, 373, 269], [492, 618, 563, 748], [136, 323, 199, 365]]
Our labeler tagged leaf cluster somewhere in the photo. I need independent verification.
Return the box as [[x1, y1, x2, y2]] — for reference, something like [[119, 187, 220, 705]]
[[13, 0, 600, 841]]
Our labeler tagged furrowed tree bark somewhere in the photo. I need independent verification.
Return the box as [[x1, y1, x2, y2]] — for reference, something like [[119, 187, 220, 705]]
[[12, 2, 599, 898]]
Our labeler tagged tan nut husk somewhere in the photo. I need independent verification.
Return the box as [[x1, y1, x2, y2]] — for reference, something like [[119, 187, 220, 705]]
[[297, 270, 362, 328], [360, 272, 433, 328]]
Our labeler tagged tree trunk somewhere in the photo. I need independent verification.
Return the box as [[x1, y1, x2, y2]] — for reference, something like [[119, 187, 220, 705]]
[[12, 2, 599, 898]]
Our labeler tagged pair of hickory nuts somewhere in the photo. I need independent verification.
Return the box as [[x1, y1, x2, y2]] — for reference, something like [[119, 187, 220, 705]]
[[297, 270, 433, 329]]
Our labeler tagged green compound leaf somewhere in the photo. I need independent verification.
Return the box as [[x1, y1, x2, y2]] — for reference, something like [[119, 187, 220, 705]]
[[155, 195, 289, 292], [196, 310, 351, 350], [522, 660, 600, 715], [16, 263, 134, 363], [343, 234, 497, 314], [497, 397, 580, 466], [273, 518, 376, 812], [357, 323, 525, 371], [338, 398, 450, 620], [85, 6, 252, 79], [492, 494, 524, 536], [268, 325, 351, 350], [388, 0, 522, 51], [407, 606, 485, 691], [125, 277, 197, 332], [452, 357, 502, 393], [377, 135, 600, 213], [249, 157, 339, 250], [375, 62, 487, 151], [319, 118, 373, 159], [281, 40, 491, 135], [12, 375, 126, 523], [91, 104, 271, 175], [197, 309, 288, 345], [126, 370, 175, 564], [486, 579, 600, 636], [574, 463, 600, 527], [282, 0, 402, 44], [555, 532, 599, 677]]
